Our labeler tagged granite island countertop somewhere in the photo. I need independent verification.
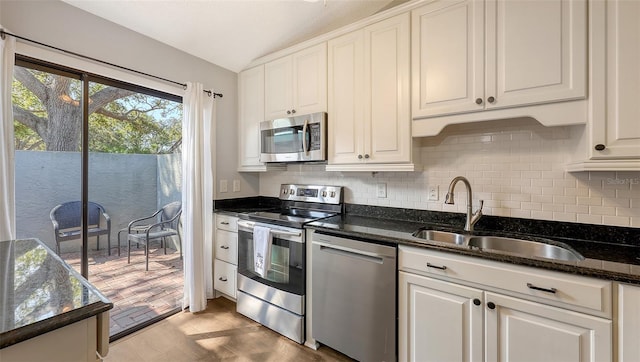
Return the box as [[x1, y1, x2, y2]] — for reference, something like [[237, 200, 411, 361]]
[[307, 214, 640, 285], [0, 238, 113, 349]]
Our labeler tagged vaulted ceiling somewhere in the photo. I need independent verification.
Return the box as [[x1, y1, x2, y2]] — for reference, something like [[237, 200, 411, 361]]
[[63, 0, 407, 73]]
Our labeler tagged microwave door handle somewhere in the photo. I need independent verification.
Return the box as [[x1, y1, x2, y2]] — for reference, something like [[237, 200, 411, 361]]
[[302, 119, 309, 155]]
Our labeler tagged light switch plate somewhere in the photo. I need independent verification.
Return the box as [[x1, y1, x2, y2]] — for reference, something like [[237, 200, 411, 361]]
[[377, 183, 387, 198], [428, 185, 439, 201], [220, 179, 228, 193], [233, 179, 240, 192]]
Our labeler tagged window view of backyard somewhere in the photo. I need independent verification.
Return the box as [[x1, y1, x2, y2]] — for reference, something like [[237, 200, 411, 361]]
[[12, 61, 184, 337]]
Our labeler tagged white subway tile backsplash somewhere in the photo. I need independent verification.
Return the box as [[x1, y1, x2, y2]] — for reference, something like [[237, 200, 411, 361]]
[[259, 122, 639, 228]]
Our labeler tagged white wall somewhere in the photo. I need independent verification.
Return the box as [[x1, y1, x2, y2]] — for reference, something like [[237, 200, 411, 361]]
[[261, 118, 640, 228], [0, 0, 260, 200]]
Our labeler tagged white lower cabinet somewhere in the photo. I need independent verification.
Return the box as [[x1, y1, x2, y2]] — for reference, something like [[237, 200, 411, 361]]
[[399, 271, 483, 362], [398, 246, 613, 362], [618, 283, 640, 362], [214, 214, 238, 299], [486, 292, 611, 362]]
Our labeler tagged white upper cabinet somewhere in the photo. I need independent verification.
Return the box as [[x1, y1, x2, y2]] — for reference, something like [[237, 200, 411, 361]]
[[412, 0, 587, 133], [567, 0, 640, 171], [327, 13, 416, 171], [411, 0, 484, 118], [589, 0, 640, 161], [264, 43, 327, 120], [237, 65, 265, 171]]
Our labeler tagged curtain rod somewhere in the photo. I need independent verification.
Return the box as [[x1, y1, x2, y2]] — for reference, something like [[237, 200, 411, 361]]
[[1, 29, 223, 98]]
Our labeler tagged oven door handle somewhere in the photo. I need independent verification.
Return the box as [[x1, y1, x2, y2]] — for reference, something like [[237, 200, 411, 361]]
[[237, 220, 302, 238]]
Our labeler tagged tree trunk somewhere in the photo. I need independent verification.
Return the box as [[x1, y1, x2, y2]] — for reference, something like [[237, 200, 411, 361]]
[[43, 101, 82, 152]]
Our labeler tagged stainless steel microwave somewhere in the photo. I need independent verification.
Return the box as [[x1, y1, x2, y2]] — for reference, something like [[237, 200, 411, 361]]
[[259, 112, 327, 163]]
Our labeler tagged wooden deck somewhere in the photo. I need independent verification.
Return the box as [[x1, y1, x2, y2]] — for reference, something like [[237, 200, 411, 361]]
[[61, 244, 184, 336]]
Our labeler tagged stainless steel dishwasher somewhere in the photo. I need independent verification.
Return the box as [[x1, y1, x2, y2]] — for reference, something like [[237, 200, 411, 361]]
[[312, 232, 397, 362]]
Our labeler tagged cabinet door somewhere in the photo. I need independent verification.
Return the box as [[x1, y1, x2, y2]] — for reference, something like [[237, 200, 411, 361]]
[[328, 30, 365, 164], [618, 283, 640, 362], [214, 259, 236, 298], [486, 0, 586, 109], [399, 271, 483, 362], [412, 0, 484, 118], [365, 13, 412, 164], [292, 43, 327, 116], [485, 292, 612, 362], [238, 65, 264, 169], [590, 0, 640, 159], [264, 55, 293, 120]]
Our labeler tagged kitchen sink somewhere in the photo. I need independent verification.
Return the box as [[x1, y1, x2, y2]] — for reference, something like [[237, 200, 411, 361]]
[[411, 229, 466, 245], [468, 236, 584, 262], [410, 228, 584, 262]]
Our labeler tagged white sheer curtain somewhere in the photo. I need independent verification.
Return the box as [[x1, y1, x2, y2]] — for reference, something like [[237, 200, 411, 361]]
[[182, 82, 215, 312], [0, 29, 16, 241]]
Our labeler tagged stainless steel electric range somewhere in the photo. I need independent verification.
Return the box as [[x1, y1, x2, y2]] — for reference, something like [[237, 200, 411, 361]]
[[236, 184, 343, 344]]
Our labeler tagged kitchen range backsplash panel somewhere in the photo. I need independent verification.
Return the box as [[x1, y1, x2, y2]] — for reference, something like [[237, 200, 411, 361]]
[[260, 120, 639, 228]]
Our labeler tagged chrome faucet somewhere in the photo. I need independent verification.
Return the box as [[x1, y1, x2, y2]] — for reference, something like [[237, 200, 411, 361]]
[[445, 176, 483, 232]]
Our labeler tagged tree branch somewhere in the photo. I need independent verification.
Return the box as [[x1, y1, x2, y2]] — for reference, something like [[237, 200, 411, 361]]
[[89, 87, 134, 114], [13, 104, 47, 133], [14, 67, 48, 101]]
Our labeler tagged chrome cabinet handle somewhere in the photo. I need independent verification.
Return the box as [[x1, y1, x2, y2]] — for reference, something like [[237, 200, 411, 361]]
[[220, 221, 229, 225], [527, 283, 557, 294], [218, 277, 227, 282], [220, 245, 229, 250], [426, 262, 447, 270]]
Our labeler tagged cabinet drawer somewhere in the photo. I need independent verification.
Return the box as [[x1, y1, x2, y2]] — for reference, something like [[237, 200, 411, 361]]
[[399, 246, 612, 318], [214, 259, 237, 298], [215, 229, 238, 265], [216, 214, 238, 232]]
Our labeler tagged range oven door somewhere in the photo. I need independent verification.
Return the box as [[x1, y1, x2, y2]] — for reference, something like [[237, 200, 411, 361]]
[[237, 221, 305, 296], [259, 112, 326, 163]]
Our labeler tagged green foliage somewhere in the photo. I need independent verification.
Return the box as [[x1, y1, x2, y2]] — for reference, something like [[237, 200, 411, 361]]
[[12, 68, 183, 154]]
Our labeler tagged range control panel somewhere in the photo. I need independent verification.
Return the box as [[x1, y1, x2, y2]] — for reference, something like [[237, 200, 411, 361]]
[[279, 184, 343, 205]]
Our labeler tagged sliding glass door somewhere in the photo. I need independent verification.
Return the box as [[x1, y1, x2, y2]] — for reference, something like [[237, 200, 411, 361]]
[[11, 56, 184, 338]]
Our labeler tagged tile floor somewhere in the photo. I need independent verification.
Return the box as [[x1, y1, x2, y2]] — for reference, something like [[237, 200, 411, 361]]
[[62, 243, 184, 336], [106, 297, 354, 362]]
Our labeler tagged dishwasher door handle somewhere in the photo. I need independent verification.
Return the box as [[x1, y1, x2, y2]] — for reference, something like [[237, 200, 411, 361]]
[[314, 241, 385, 264]]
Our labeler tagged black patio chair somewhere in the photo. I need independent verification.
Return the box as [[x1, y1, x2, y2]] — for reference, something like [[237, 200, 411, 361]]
[[50, 201, 111, 255], [125, 201, 182, 271]]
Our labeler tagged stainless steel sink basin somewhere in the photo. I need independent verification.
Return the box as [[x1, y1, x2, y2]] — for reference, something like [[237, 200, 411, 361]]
[[412, 229, 467, 245], [467, 236, 584, 262], [410, 227, 584, 262]]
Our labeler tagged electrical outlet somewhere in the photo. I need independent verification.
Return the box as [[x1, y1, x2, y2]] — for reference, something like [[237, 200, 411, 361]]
[[428, 185, 439, 201], [219, 179, 228, 193], [233, 179, 240, 192], [376, 183, 387, 198]]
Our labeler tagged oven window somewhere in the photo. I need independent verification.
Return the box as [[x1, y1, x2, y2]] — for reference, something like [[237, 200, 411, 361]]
[[238, 230, 305, 295]]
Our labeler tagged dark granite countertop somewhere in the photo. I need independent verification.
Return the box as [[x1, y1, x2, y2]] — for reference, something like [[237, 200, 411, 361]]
[[213, 197, 640, 284], [0, 238, 113, 349], [307, 214, 640, 285]]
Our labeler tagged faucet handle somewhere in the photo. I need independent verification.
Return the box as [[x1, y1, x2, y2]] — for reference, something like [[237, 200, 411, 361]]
[[476, 200, 484, 214]]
